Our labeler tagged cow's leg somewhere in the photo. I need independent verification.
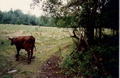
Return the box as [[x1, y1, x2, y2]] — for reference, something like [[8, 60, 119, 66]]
[[28, 52, 31, 64], [26, 49, 31, 64], [31, 49, 34, 59], [16, 48, 20, 61]]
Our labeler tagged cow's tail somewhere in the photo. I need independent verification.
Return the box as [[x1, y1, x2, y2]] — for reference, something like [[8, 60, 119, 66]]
[[34, 45, 37, 51]]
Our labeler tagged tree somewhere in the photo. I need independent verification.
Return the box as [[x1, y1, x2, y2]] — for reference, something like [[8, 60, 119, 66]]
[[40, 15, 48, 26], [31, 0, 107, 44], [2, 12, 11, 24], [0, 11, 3, 24], [31, 0, 119, 77], [103, 0, 119, 35], [30, 15, 37, 25], [34, 0, 119, 44], [0, 9, 43, 26]]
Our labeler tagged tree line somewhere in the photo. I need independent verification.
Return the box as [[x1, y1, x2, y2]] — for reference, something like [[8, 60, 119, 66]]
[[0, 9, 53, 26]]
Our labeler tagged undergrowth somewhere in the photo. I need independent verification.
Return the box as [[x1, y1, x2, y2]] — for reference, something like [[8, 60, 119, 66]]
[[61, 35, 119, 78]]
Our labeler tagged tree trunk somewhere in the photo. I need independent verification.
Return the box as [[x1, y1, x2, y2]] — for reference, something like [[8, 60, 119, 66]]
[[112, 29, 115, 36], [95, 28, 98, 37], [99, 26, 102, 43], [85, 27, 94, 45]]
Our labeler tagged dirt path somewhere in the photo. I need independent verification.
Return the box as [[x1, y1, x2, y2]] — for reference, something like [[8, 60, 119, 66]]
[[37, 53, 68, 78]]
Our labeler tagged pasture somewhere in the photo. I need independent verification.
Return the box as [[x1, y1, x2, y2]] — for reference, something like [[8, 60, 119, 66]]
[[0, 24, 74, 78]]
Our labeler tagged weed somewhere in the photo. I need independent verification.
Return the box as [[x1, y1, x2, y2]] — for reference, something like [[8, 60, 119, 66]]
[[21, 71, 31, 75], [2, 75, 13, 78]]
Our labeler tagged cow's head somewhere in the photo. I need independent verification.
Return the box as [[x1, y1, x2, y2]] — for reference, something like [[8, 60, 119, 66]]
[[8, 37, 16, 45]]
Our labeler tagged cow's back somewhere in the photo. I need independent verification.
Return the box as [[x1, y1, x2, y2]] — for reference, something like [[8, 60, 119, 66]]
[[15, 36, 35, 49]]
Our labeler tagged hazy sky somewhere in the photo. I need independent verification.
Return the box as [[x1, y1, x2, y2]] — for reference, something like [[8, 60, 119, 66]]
[[0, 0, 44, 17]]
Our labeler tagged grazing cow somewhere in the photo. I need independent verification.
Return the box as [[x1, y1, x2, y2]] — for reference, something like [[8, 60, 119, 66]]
[[9, 36, 36, 64]]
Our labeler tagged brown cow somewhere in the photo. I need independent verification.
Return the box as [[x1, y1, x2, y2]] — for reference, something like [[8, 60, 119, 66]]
[[9, 36, 36, 64]]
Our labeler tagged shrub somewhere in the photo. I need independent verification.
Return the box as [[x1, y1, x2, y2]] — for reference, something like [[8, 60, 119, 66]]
[[61, 44, 119, 77]]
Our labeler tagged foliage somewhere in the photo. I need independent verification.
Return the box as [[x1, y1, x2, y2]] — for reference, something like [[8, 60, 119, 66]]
[[0, 9, 53, 26], [61, 39, 118, 77], [32, 0, 119, 44], [2, 75, 13, 78]]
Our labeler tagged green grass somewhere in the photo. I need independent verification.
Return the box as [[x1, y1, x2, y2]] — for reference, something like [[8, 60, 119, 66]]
[[0, 24, 74, 78]]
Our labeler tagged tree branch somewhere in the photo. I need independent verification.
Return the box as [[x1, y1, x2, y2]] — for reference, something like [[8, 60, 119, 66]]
[[71, 28, 79, 40]]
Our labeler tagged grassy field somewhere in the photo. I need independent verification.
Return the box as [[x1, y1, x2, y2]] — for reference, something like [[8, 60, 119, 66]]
[[0, 24, 74, 78]]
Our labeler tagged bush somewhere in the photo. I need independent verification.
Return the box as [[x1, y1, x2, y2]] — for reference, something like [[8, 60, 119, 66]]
[[61, 43, 119, 77]]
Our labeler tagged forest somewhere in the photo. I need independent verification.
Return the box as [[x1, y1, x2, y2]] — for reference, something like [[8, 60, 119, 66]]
[[0, 9, 52, 26]]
